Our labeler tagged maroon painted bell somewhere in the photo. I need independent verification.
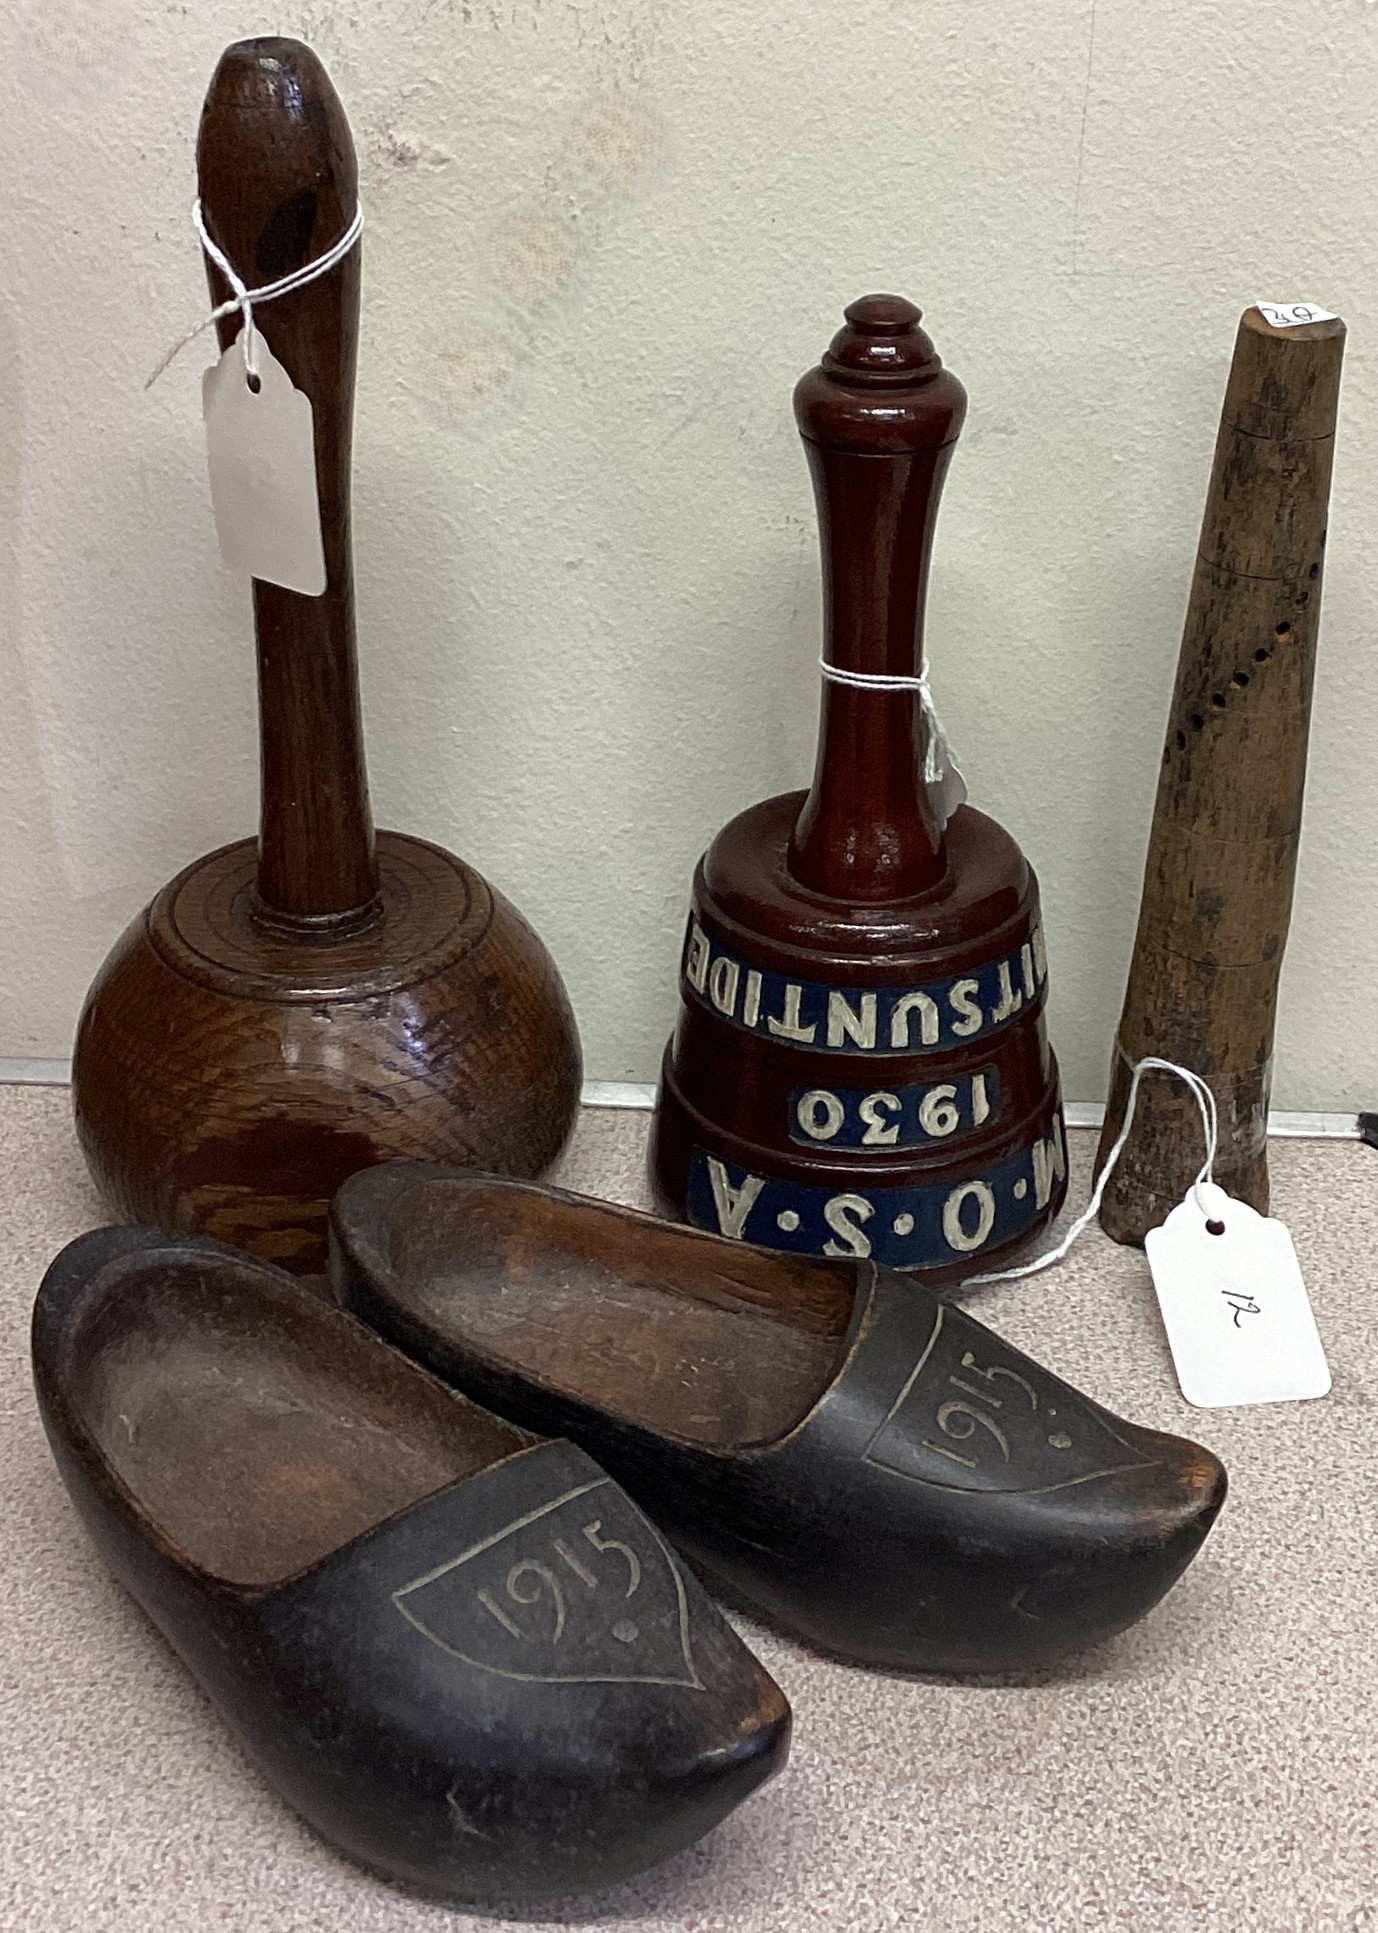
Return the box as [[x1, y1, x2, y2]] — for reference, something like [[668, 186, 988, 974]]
[[649, 295, 1067, 1283]]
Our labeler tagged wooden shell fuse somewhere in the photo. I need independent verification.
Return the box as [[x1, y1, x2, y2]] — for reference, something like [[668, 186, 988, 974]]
[[1096, 304, 1345, 1243], [649, 296, 1067, 1282], [71, 39, 581, 1273]]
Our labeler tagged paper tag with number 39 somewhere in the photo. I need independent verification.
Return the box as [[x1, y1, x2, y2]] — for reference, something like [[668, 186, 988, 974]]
[[202, 331, 327, 597], [1145, 1181, 1330, 1408], [1255, 301, 1338, 329]]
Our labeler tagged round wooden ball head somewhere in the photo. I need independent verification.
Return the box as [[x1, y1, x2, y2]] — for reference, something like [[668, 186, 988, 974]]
[[72, 40, 581, 1272], [650, 296, 1067, 1283]]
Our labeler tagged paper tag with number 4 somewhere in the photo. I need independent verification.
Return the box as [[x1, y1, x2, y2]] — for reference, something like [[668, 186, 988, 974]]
[[202, 332, 327, 597], [1145, 1181, 1330, 1408]]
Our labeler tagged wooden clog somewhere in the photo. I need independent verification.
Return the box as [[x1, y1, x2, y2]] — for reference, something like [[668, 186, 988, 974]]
[[331, 1163, 1228, 1675], [32, 1228, 789, 1910]]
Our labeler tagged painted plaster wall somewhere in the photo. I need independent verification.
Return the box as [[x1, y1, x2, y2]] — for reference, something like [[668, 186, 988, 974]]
[[0, 0, 1373, 1108]]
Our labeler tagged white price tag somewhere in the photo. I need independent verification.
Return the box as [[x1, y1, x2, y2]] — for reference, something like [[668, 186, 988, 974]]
[[924, 720, 967, 828], [1145, 1181, 1330, 1408], [917, 665, 967, 829], [202, 331, 327, 597], [1255, 301, 1338, 330]]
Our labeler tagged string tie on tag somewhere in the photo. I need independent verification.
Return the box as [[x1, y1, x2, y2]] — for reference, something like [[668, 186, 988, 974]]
[[147, 197, 364, 390], [967, 1054, 1219, 1285], [818, 656, 959, 790]]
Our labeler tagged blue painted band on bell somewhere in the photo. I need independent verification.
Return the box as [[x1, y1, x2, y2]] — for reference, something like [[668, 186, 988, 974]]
[[789, 1067, 1001, 1150], [685, 1112, 1067, 1270], [681, 916, 1047, 1056]]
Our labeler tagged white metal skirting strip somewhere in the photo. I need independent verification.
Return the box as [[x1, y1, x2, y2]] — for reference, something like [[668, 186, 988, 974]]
[[1, 1063, 1366, 1138], [580, 1080, 657, 1110], [0, 1058, 72, 1085]]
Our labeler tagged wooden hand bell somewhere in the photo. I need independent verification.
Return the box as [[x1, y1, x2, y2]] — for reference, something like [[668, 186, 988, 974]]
[[72, 39, 581, 1272], [650, 297, 1066, 1282]]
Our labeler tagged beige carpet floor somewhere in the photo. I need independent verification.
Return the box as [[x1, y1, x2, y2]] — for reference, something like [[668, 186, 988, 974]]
[[3, 1087, 1376, 1931]]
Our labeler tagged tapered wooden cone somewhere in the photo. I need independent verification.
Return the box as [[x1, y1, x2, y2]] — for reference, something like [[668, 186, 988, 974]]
[[1096, 304, 1345, 1245]]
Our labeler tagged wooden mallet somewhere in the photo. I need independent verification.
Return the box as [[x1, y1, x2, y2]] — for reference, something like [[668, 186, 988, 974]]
[[73, 39, 582, 1271]]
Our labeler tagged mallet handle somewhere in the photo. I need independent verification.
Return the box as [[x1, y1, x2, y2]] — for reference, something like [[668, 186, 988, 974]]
[[788, 295, 966, 902], [198, 37, 379, 930]]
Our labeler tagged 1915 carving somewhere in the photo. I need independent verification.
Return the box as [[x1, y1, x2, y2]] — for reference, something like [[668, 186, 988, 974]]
[[864, 1309, 1155, 1495], [475, 1519, 643, 1647], [393, 1479, 703, 1689]]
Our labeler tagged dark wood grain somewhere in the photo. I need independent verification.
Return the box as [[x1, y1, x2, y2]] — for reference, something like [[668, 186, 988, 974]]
[[650, 297, 1067, 1283], [200, 37, 376, 926], [34, 1226, 789, 1907], [1095, 305, 1345, 1244], [330, 1162, 1228, 1675], [788, 293, 963, 900], [383, 1164, 857, 1445], [71, 39, 581, 1271]]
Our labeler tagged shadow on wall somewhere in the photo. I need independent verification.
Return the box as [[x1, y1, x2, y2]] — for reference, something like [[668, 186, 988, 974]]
[[0, 297, 120, 1051], [0, 296, 263, 1056], [420, 91, 669, 422]]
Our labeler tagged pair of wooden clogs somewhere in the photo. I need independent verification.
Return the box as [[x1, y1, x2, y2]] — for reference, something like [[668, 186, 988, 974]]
[[33, 1166, 1226, 1911]]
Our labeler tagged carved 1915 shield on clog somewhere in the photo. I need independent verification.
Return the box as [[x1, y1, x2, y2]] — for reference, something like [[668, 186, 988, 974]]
[[331, 1163, 1228, 1675], [858, 1300, 1155, 1495], [31, 1226, 789, 1910], [392, 1474, 702, 1690]]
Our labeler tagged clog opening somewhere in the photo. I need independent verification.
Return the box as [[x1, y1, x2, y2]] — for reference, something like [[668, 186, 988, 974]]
[[387, 1180, 857, 1448], [67, 1251, 526, 1586]]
